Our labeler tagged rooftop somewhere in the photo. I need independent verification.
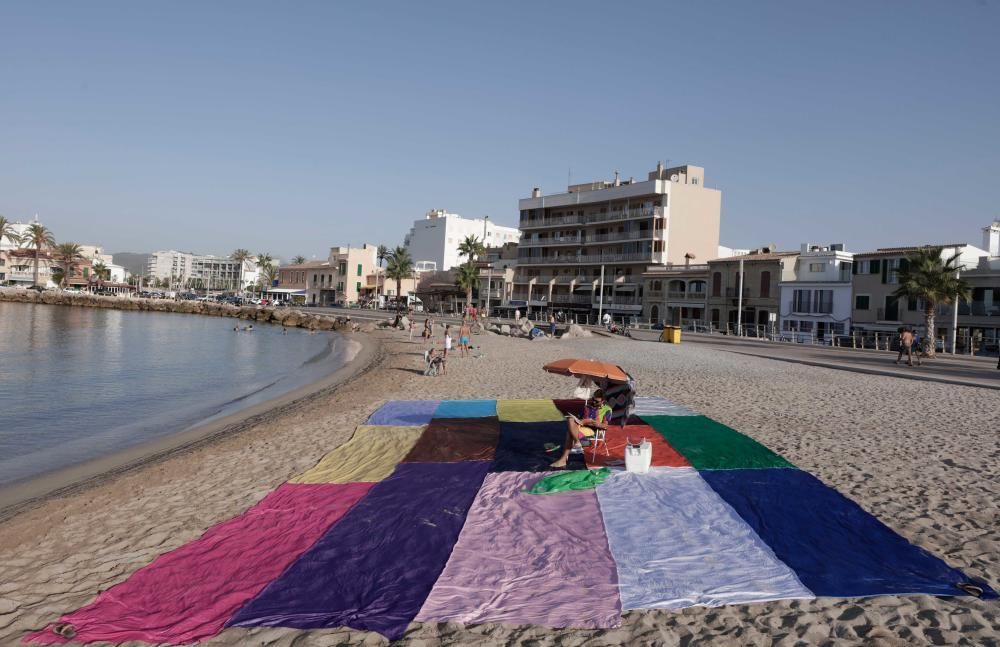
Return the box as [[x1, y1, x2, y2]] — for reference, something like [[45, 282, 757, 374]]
[[710, 251, 798, 263], [855, 244, 969, 258]]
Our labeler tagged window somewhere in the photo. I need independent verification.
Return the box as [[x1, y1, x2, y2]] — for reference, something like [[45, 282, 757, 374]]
[[712, 272, 722, 297], [357, 263, 362, 277], [356, 281, 361, 292], [809, 263, 825, 272], [855, 295, 870, 310], [813, 289, 833, 314], [792, 290, 811, 313], [869, 259, 881, 274], [691, 177, 698, 185], [759, 271, 771, 298]]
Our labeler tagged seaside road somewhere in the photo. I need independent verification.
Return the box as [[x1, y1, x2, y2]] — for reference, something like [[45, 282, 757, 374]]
[[630, 330, 1000, 390]]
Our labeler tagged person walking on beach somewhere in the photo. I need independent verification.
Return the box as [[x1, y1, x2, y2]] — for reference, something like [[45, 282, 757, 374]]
[[895, 327, 920, 367], [423, 318, 432, 344], [459, 319, 471, 358], [514, 308, 521, 324], [549, 313, 557, 337], [408, 318, 415, 341]]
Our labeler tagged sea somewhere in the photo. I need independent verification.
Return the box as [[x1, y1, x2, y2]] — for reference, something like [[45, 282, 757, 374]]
[[0, 302, 351, 488]]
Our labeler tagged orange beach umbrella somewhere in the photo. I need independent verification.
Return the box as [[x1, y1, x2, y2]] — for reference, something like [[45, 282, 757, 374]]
[[542, 358, 629, 384]]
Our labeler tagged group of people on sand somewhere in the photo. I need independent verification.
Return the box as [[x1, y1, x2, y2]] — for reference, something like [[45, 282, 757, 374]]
[[412, 314, 483, 376]]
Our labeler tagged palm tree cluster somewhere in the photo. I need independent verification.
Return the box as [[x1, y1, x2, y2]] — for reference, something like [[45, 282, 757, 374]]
[[893, 247, 971, 357], [455, 234, 485, 311]]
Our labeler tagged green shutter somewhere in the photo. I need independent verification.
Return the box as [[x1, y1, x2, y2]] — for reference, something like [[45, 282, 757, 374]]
[[870, 259, 880, 274], [357, 263, 362, 277], [880, 260, 887, 284]]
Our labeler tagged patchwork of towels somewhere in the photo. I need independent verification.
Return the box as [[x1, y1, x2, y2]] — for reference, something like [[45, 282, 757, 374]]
[[27, 397, 996, 645]]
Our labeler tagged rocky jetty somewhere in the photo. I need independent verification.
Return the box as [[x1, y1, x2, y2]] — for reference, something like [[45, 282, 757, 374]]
[[0, 289, 360, 332]]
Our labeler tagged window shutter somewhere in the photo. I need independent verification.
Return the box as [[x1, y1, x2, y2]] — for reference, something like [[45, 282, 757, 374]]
[[881, 261, 887, 284], [899, 258, 909, 273], [852, 261, 857, 275]]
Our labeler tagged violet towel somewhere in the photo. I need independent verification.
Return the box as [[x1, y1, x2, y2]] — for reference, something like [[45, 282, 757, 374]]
[[417, 472, 621, 628], [25, 482, 373, 645], [228, 461, 490, 641], [366, 400, 441, 426]]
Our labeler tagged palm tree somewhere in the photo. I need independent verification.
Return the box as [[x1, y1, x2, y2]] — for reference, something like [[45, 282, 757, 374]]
[[384, 246, 414, 310], [230, 248, 251, 294], [255, 252, 273, 298], [893, 247, 971, 357], [375, 244, 389, 306], [292, 255, 306, 265], [23, 223, 55, 287], [455, 263, 480, 311], [0, 215, 22, 248], [261, 264, 278, 298], [54, 242, 82, 288], [457, 235, 485, 265], [456, 235, 485, 310]]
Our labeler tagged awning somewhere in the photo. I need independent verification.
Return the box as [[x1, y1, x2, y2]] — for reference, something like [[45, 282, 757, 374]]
[[266, 288, 307, 295]]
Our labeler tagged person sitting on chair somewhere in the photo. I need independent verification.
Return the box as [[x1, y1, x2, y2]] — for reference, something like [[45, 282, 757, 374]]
[[550, 390, 613, 468]]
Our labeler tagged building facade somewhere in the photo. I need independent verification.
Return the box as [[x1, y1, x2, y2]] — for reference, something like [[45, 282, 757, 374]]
[[189, 255, 260, 291], [850, 243, 988, 335], [642, 263, 710, 328], [146, 250, 194, 283], [477, 243, 519, 313], [274, 245, 378, 306], [706, 250, 798, 334], [513, 162, 722, 319], [777, 244, 854, 341], [404, 209, 520, 272]]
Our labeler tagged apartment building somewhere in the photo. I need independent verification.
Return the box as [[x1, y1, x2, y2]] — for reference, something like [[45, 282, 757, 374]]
[[850, 242, 987, 335], [642, 262, 710, 328], [189, 255, 261, 291], [404, 209, 520, 271], [706, 249, 798, 333], [513, 162, 722, 317], [777, 244, 854, 341], [277, 245, 377, 306], [146, 250, 194, 283]]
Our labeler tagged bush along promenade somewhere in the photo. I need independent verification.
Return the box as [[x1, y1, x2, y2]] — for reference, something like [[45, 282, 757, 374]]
[[0, 288, 360, 332]]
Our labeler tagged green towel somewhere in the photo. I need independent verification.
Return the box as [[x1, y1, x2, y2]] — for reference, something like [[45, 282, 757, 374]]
[[526, 467, 612, 495]]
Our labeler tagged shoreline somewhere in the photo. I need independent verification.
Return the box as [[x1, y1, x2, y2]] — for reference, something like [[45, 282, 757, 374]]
[[0, 331, 380, 521]]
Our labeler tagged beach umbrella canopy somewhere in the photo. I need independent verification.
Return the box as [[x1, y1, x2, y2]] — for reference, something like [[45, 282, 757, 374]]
[[542, 358, 629, 383]]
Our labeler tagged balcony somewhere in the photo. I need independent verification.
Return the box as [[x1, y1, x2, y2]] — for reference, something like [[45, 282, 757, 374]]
[[517, 252, 652, 265], [584, 230, 655, 244], [594, 295, 642, 306], [520, 235, 582, 247], [554, 274, 590, 283], [520, 208, 657, 229]]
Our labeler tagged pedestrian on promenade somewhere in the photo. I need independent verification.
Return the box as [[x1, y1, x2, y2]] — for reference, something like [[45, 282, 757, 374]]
[[895, 327, 920, 367]]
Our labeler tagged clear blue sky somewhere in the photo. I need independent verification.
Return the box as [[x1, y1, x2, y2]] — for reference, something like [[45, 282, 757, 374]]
[[2, 1, 998, 260]]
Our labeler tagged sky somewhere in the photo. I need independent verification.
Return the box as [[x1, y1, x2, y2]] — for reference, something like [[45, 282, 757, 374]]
[[1, 1, 998, 261]]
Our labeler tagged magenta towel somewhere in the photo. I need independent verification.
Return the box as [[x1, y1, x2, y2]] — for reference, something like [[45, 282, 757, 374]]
[[416, 471, 621, 629], [25, 482, 373, 645]]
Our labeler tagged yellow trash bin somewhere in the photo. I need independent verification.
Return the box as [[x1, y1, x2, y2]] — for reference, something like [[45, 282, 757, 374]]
[[659, 326, 682, 344]]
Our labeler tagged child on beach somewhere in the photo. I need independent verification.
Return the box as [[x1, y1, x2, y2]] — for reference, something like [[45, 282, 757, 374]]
[[459, 319, 471, 358], [443, 326, 453, 373]]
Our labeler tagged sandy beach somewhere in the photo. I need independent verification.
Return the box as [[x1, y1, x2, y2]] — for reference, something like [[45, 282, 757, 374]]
[[1, 327, 998, 646]]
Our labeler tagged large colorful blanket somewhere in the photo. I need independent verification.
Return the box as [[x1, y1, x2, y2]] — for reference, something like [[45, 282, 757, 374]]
[[26, 397, 995, 644]]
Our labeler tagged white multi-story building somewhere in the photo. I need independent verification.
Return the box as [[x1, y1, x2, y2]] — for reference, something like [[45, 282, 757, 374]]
[[190, 255, 262, 291], [146, 250, 194, 283], [404, 209, 520, 271], [778, 243, 854, 342], [0, 220, 34, 251]]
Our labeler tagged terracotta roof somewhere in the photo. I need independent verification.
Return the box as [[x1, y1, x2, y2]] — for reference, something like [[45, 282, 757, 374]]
[[854, 244, 968, 258], [709, 251, 798, 263]]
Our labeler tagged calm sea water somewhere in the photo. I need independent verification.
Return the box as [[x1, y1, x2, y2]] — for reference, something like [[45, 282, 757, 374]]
[[0, 302, 348, 487]]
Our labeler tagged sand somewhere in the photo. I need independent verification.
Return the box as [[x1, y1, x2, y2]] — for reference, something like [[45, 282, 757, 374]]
[[1, 327, 998, 646]]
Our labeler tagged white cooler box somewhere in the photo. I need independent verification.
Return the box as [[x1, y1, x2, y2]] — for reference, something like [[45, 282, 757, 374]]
[[625, 438, 653, 474]]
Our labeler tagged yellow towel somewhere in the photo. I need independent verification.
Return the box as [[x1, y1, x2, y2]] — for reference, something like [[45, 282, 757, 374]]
[[496, 399, 564, 423], [290, 425, 426, 483]]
